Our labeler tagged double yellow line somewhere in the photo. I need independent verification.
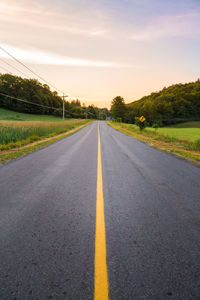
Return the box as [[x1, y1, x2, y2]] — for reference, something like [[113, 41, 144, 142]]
[[94, 124, 109, 300]]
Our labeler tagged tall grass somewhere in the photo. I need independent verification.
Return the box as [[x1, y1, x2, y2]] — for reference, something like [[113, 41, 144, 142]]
[[0, 120, 88, 150]]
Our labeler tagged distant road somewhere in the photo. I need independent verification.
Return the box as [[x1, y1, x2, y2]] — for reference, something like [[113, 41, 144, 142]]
[[0, 121, 200, 299]]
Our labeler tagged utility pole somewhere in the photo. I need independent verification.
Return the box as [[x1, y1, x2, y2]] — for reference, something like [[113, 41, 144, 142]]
[[62, 94, 68, 123]]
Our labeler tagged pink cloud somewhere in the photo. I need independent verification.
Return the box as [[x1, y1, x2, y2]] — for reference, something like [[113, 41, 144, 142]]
[[130, 12, 200, 40]]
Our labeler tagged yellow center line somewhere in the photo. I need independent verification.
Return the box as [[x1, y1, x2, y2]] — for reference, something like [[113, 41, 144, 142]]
[[94, 123, 109, 300]]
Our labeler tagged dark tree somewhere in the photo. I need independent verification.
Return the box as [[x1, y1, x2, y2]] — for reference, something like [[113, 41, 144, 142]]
[[111, 96, 126, 121]]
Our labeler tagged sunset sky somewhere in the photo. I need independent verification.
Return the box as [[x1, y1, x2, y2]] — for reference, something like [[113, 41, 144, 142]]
[[0, 0, 200, 108]]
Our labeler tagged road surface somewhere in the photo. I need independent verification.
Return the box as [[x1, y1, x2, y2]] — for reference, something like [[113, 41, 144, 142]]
[[0, 121, 200, 299]]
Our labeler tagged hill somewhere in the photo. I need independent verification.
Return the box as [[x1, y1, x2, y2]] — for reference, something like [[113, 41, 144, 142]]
[[0, 73, 109, 120], [0, 108, 65, 122], [125, 80, 200, 125]]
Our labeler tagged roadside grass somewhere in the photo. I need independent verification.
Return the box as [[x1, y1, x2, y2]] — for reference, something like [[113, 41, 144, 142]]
[[0, 108, 65, 122], [0, 119, 91, 163], [107, 121, 200, 165]]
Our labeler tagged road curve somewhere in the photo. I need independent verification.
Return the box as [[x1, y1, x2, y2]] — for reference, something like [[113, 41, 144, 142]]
[[0, 121, 200, 299]]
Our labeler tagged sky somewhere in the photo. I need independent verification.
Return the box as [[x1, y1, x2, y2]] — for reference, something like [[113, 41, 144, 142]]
[[0, 0, 200, 108]]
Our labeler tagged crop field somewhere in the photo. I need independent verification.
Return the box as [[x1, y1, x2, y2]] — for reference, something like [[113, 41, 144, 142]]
[[0, 108, 90, 151], [0, 119, 89, 151]]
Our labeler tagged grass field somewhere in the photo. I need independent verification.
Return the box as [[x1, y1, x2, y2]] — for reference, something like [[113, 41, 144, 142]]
[[0, 108, 65, 122], [147, 126, 200, 142], [147, 121, 200, 142], [117, 122, 200, 143], [0, 108, 91, 150], [0, 109, 91, 163], [0, 109, 91, 156], [0, 119, 89, 151]]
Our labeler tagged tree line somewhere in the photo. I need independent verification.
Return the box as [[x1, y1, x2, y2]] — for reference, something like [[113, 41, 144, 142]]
[[111, 80, 200, 125], [0, 74, 109, 120]]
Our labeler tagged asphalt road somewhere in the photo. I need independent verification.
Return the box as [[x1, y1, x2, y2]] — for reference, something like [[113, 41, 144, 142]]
[[0, 121, 200, 299]]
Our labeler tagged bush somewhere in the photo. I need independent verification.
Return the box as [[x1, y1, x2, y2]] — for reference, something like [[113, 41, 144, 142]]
[[135, 116, 147, 130]]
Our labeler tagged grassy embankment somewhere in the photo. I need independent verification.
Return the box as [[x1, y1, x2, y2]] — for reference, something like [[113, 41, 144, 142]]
[[0, 108, 66, 121], [0, 108, 91, 163], [107, 121, 200, 165]]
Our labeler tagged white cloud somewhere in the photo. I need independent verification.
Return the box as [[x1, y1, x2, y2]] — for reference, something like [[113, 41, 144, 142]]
[[0, 1, 110, 38], [0, 45, 122, 67]]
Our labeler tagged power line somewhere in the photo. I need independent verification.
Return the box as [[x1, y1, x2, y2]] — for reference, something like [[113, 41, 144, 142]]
[[0, 46, 64, 94], [0, 57, 29, 78], [0, 47, 94, 117], [0, 92, 61, 111], [0, 92, 83, 117], [0, 46, 86, 106]]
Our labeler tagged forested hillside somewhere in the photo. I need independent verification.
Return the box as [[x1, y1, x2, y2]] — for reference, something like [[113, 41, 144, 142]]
[[0, 74, 109, 119], [125, 80, 200, 125]]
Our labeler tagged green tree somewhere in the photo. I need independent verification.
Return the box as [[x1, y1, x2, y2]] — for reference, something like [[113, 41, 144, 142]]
[[124, 80, 200, 125], [111, 96, 126, 121], [99, 108, 109, 120], [86, 105, 98, 119]]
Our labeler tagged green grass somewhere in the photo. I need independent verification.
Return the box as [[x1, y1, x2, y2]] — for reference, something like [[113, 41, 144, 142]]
[[146, 127, 200, 142], [116, 122, 200, 144], [0, 108, 65, 122]]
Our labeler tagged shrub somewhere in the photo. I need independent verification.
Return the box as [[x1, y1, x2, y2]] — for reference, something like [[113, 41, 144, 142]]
[[135, 116, 147, 130]]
